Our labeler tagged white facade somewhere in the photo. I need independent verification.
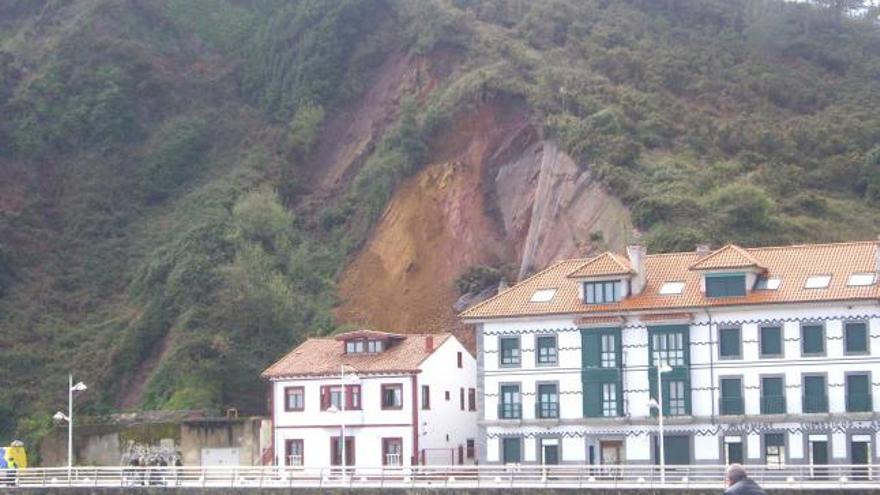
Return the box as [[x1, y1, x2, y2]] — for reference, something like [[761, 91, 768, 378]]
[[269, 336, 478, 467], [476, 301, 880, 466]]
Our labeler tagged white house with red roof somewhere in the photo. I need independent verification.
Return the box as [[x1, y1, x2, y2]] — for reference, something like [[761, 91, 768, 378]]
[[461, 241, 880, 470], [261, 330, 478, 468]]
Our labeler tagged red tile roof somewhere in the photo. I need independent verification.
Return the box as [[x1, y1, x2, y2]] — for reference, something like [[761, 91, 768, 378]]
[[333, 329, 405, 341], [262, 333, 451, 379], [689, 244, 766, 271], [460, 241, 880, 320], [567, 252, 634, 278]]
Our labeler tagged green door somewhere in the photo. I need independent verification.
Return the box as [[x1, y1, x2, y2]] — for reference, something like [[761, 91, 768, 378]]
[[720, 378, 743, 415], [654, 435, 690, 465], [803, 376, 827, 412], [852, 441, 870, 480], [846, 374, 871, 412], [761, 377, 785, 414], [726, 442, 743, 464], [502, 438, 521, 464], [810, 440, 828, 479]]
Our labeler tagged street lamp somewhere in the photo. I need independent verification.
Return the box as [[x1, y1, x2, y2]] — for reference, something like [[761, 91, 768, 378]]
[[55, 374, 87, 478], [647, 362, 672, 485], [327, 364, 359, 479]]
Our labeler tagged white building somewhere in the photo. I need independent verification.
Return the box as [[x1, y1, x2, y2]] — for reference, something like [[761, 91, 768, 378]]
[[461, 241, 879, 470], [262, 330, 478, 468]]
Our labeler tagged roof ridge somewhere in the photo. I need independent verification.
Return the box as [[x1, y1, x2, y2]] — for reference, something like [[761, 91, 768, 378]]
[[746, 239, 877, 251], [459, 259, 573, 317]]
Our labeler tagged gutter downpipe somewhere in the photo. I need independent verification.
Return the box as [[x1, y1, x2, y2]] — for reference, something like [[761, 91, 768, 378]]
[[704, 308, 717, 424]]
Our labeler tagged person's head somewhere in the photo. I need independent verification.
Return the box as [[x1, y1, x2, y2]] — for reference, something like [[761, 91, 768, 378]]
[[726, 463, 747, 486]]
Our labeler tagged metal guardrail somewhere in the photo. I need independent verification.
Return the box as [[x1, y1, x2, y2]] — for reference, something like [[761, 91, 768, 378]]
[[0, 464, 877, 489]]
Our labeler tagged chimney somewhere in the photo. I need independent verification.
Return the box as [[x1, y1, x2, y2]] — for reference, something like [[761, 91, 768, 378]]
[[425, 335, 434, 353], [626, 244, 647, 295], [696, 244, 711, 259]]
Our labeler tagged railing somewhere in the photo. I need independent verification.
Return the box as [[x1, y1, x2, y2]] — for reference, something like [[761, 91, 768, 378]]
[[498, 403, 522, 419], [761, 395, 786, 414], [384, 454, 401, 466], [846, 393, 873, 413], [535, 401, 559, 419], [0, 464, 877, 489], [803, 394, 829, 413], [287, 455, 303, 467], [719, 397, 744, 415]]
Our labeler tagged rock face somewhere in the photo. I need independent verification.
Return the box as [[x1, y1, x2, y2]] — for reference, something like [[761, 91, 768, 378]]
[[336, 100, 633, 335]]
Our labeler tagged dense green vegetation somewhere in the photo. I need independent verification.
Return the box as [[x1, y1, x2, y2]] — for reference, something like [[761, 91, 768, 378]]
[[0, 0, 879, 452]]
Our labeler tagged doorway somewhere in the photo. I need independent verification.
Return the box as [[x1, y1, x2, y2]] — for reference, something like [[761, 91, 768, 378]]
[[600, 440, 623, 479], [540, 439, 559, 465], [851, 436, 872, 481], [808, 436, 828, 479], [724, 437, 744, 465]]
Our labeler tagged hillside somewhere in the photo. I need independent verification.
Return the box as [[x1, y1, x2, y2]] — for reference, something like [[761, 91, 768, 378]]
[[1, 0, 879, 449]]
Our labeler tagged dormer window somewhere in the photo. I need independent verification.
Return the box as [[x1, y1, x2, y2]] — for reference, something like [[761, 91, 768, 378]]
[[584, 280, 621, 304], [705, 273, 746, 298]]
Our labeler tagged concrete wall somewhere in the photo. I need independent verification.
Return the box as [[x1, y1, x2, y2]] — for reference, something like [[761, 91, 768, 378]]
[[38, 417, 268, 467]]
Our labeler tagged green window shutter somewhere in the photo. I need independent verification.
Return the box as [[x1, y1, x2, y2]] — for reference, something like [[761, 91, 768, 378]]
[[583, 380, 603, 417], [761, 377, 785, 414], [803, 376, 827, 413], [720, 378, 743, 414], [845, 322, 868, 354], [719, 328, 741, 358], [801, 325, 824, 355], [655, 435, 691, 465], [760, 326, 782, 356], [846, 374, 871, 412], [581, 330, 602, 368], [706, 274, 746, 297]]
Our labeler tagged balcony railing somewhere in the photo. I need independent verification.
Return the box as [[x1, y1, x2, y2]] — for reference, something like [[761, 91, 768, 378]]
[[384, 454, 401, 466], [287, 455, 303, 467], [536, 401, 559, 419], [5, 464, 879, 489], [499, 403, 522, 419], [719, 397, 744, 415], [846, 393, 873, 413], [803, 394, 828, 413], [760, 395, 786, 415]]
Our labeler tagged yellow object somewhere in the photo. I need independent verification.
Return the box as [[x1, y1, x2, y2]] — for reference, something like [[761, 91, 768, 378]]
[[2, 442, 27, 469]]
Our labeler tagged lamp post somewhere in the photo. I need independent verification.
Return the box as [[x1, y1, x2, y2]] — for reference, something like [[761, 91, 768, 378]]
[[54, 374, 87, 480], [328, 364, 358, 479], [648, 362, 672, 485]]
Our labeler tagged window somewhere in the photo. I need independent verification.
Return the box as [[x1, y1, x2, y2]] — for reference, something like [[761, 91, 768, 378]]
[[764, 433, 785, 468], [536, 335, 558, 366], [720, 377, 744, 415], [667, 380, 687, 416], [719, 327, 741, 359], [652, 332, 685, 367], [421, 385, 430, 410], [846, 373, 872, 412], [381, 384, 403, 410], [445, 390, 450, 401], [330, 436, 354, 466], [659, 281, 685, 295], [499, 384, 521, 419], [345, 340, 364, 354], [460, 388, 465, 410], [347, 385, 361, 410], [761, 376, 786, 414], [584, 280, 620, 304], [382, 438, 403, 466], [502, 437, 521, 464], [845, 322, 869, 354], [801, 324, 825, 355], [755, 277, 781, 290], [320, 386, 342, 411], [602, 382, 619, 417], [457, 351, 463, 368], [706, 274, 746, 297], [805, 275, 831, 289], [285, 439, 304, 467], [848, 273, 876, 286], [466, 439, 475, 459], [802, 375, 827, 413], [537, 383, 559, 419], [366, 340, 383, 353], [285, 387, 304, 412], [468, 388, 476, 411], [530, 288, 557, 302], [760, 326, 783, 357], [499, 337, 520, 367], [600, 334, 618, 368]]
